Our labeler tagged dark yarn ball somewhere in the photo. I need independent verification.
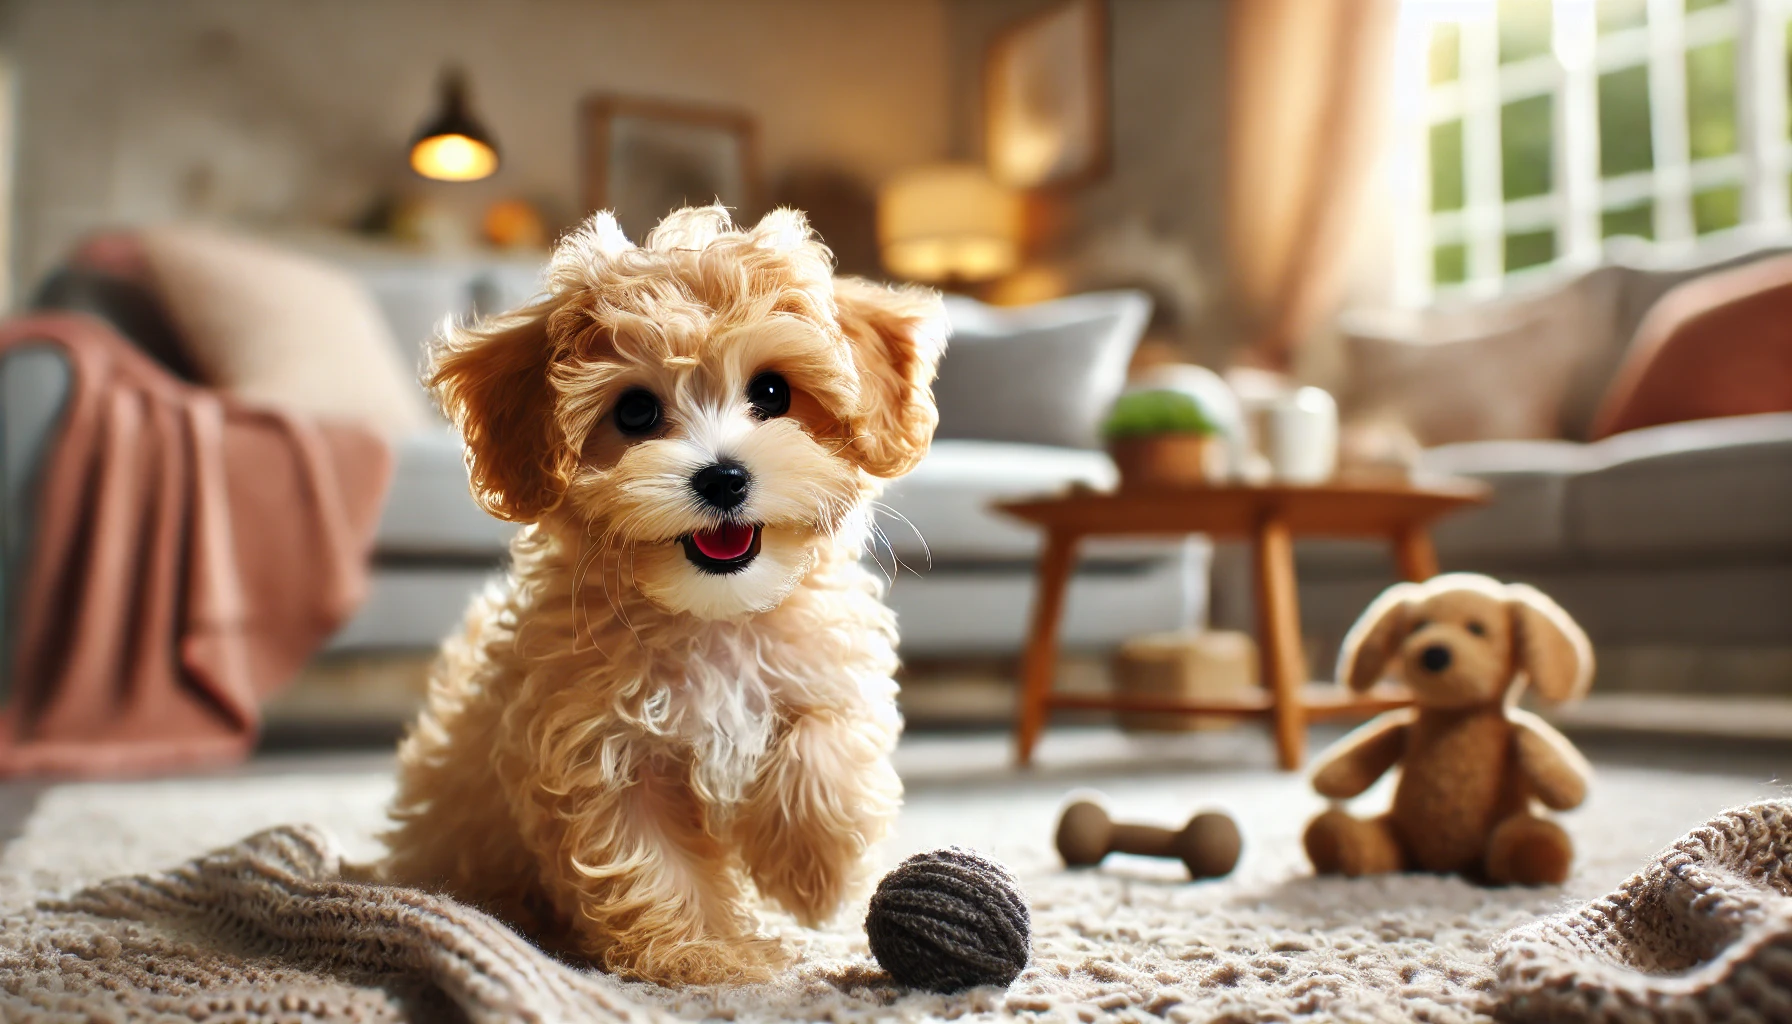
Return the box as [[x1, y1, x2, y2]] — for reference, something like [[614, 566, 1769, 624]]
[[864, 847, 1031, 993]]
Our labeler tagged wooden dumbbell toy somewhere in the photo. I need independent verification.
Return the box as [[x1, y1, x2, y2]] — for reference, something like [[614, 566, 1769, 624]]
[[1055, 799, 1241, 880]]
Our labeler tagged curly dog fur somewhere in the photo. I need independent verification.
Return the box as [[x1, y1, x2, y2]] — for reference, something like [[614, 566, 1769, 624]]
[[376, 206, 946, 985]]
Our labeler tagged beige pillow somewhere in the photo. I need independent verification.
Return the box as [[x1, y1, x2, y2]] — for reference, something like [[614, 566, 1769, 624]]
[[1339, 315, 1581, 447], [139, 226, 429, 437]]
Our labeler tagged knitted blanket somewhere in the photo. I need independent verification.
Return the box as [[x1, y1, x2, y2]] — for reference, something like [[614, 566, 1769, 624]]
[[2, 790, 1787, 1022], [0, 825, 661, 1023], [1495, 799, 1792, 1023]]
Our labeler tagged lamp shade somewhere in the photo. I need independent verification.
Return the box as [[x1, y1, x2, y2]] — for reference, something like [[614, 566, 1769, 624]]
[[878, 164, 1021, 282], [409, 69, 500, 182]]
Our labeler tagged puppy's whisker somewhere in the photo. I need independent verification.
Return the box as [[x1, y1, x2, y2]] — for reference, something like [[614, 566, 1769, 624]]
[[872, 502, 931, 573], [570, 533, 605, 653], [620, 544, 647, 653], [863, 521, 895, 587]]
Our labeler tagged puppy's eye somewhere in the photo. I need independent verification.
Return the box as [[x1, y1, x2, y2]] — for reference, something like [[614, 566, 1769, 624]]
[[1410, 618, 1430, 634], [747, 371, 791, 420], [613, 389, 662, 436], [1466, 620, 1487, 637]]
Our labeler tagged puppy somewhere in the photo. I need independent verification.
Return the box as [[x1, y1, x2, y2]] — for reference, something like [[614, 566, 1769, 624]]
[[1304, 573, 1594, 885], [377, 206, 946, 985]]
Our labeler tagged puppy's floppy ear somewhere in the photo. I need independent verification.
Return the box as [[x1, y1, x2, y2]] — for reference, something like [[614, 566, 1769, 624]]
[[832, 276, 948, 479], [1506, 583, 1593, 702], [428, 301, 570, 523], [1338, 582, 1419, 692]]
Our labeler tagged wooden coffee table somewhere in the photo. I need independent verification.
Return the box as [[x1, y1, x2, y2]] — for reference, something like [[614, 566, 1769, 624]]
[[995, 479, 1487, 770]]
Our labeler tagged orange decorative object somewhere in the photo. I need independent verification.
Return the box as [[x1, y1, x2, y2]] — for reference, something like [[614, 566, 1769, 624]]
[[482, 199, 547, 251]]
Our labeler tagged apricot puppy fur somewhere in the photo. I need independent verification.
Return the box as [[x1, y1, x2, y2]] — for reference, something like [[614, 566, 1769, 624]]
[[377, 206, 946, 984], [1305, 573, 1594, 886]]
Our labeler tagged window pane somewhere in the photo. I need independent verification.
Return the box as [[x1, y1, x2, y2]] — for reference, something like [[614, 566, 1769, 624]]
[[1431, 23, 1460, 84], [1505, 229, 1556, 271], [1693, 186, 1741, 233], [1502, 96, 1553, 200], [1598, 0, 1647, 33], [1432, 120, 1466, 211], [1435, 243, 1468, 285], [1499, 0, 1553, 63], [1686, 40, 1738, 159], [1602, 202, 1655, 239], [1600, 66, 1655, 176], [1685, 0, 1729, 11]]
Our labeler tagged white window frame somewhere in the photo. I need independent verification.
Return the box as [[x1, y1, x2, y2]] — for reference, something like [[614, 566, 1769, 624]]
[[1392, 0, 1792, 305]]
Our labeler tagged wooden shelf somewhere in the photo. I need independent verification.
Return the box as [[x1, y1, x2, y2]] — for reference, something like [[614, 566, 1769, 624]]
[[1046, 684, 1412, 720]]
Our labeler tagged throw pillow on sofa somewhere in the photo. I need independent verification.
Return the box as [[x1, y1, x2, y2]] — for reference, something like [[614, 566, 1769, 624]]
[[933, 290, 1151, 450], [1338, 311, 1583, 447], [139, 226, 431, 437]]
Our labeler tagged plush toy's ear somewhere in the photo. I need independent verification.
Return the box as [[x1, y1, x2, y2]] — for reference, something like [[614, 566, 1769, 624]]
[[1506, 583, 1593, 702], [1337, 582, 1419, 692], [832, 276, 948, 479], [428, 302, 571, 523]]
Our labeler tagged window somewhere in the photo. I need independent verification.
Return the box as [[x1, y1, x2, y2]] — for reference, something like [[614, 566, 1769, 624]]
[[1390, 0, 1792, 303]]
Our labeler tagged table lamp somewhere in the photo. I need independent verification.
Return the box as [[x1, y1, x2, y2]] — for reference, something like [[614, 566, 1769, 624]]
[[877, 163, 1021, 284]]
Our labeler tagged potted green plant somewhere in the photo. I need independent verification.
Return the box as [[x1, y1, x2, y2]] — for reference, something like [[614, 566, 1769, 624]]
[[1101, 375, 1229, 488]]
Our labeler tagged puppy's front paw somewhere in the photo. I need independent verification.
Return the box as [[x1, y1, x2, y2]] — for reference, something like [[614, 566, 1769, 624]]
[[611, 933, 793, 986], [751, 847, 865, 927]]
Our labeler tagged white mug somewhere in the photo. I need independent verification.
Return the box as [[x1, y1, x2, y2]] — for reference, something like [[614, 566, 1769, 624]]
[[1263, 387, 1338, 484]]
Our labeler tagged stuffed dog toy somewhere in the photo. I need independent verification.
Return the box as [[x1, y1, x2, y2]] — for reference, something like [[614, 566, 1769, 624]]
[[1304, 573, 1594, 885], [376, 206, 946, 985]]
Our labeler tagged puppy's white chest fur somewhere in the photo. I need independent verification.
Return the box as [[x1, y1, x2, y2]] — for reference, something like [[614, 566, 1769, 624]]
[[638, 620, 777, 805]]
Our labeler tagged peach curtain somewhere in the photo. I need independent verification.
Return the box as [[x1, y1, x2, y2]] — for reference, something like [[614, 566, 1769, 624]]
[[1227, 0, 1399, 370]]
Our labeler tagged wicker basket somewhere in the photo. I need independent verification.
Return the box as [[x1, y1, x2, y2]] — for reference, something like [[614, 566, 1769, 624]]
[[1112, 630, 1259, 732]]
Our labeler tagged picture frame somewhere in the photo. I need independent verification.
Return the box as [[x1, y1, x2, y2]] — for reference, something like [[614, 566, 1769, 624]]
[[581, 96, 761, 242], [984, 0, 1111, 190]]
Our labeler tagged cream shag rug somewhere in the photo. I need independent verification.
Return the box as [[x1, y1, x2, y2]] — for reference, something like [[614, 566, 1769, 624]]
[[0, 735, 1782, 1023]]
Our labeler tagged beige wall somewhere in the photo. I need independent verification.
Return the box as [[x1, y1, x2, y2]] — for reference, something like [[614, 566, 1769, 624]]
[[5, 0, 952, 289], [945, 0, 1232, 359]]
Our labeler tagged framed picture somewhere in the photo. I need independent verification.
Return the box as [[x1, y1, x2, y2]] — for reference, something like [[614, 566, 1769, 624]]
[[581, 96, 761, 242], [984, 0, 1110, 189]]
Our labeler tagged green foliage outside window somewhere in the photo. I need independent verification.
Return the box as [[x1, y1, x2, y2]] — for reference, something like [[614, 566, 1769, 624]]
[[1599, 66, 1655, 177], [1432, 121, 1465, 212], [1435, 244, 1468, 285], [1686, 41, 1738, 160], [1598, 0, 1647, 34], [1505, 230, 1557, 272], [1603, 202, 1655, 239], [1502, 96, 1554, 200], [1499, 0, 1553, 63], [1694, 186, 1742, 234]]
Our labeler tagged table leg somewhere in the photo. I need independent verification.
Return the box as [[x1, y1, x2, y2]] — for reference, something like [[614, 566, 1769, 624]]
[[1253, 513, 1307, 771], [1015, 531, 1079, 767], [1394, 526, 1440, 582]]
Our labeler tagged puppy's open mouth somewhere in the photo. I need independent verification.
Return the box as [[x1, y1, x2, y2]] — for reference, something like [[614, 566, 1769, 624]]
[[680, 523, 762, 574]]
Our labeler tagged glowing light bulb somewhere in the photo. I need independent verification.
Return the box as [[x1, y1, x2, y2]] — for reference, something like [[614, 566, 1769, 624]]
[[410, 133, 499, 182]]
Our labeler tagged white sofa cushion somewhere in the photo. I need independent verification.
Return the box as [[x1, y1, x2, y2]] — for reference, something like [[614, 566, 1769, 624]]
[[934, 290, 1150, 450], [374, 426, 516, 558], [877, 439, 1184, 564]]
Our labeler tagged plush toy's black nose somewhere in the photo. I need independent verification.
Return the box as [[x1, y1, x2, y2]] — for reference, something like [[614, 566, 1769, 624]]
[[1420, 644, 1452, 673], [691, 461, 750, 511]]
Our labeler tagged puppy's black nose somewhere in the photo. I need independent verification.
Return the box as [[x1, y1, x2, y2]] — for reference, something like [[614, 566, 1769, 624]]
[[1420, 644, 1452, 673], [691, 461, 750, 511]]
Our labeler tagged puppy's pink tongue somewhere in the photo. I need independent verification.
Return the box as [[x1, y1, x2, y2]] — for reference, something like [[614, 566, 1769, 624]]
[[692, 523, 755, 560]]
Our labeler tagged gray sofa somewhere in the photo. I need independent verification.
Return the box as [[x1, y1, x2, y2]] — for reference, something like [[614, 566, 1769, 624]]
[[1212, 241, 1792, 694], [6, 252, 1202, 694], [314, 259, 1202, 660]]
